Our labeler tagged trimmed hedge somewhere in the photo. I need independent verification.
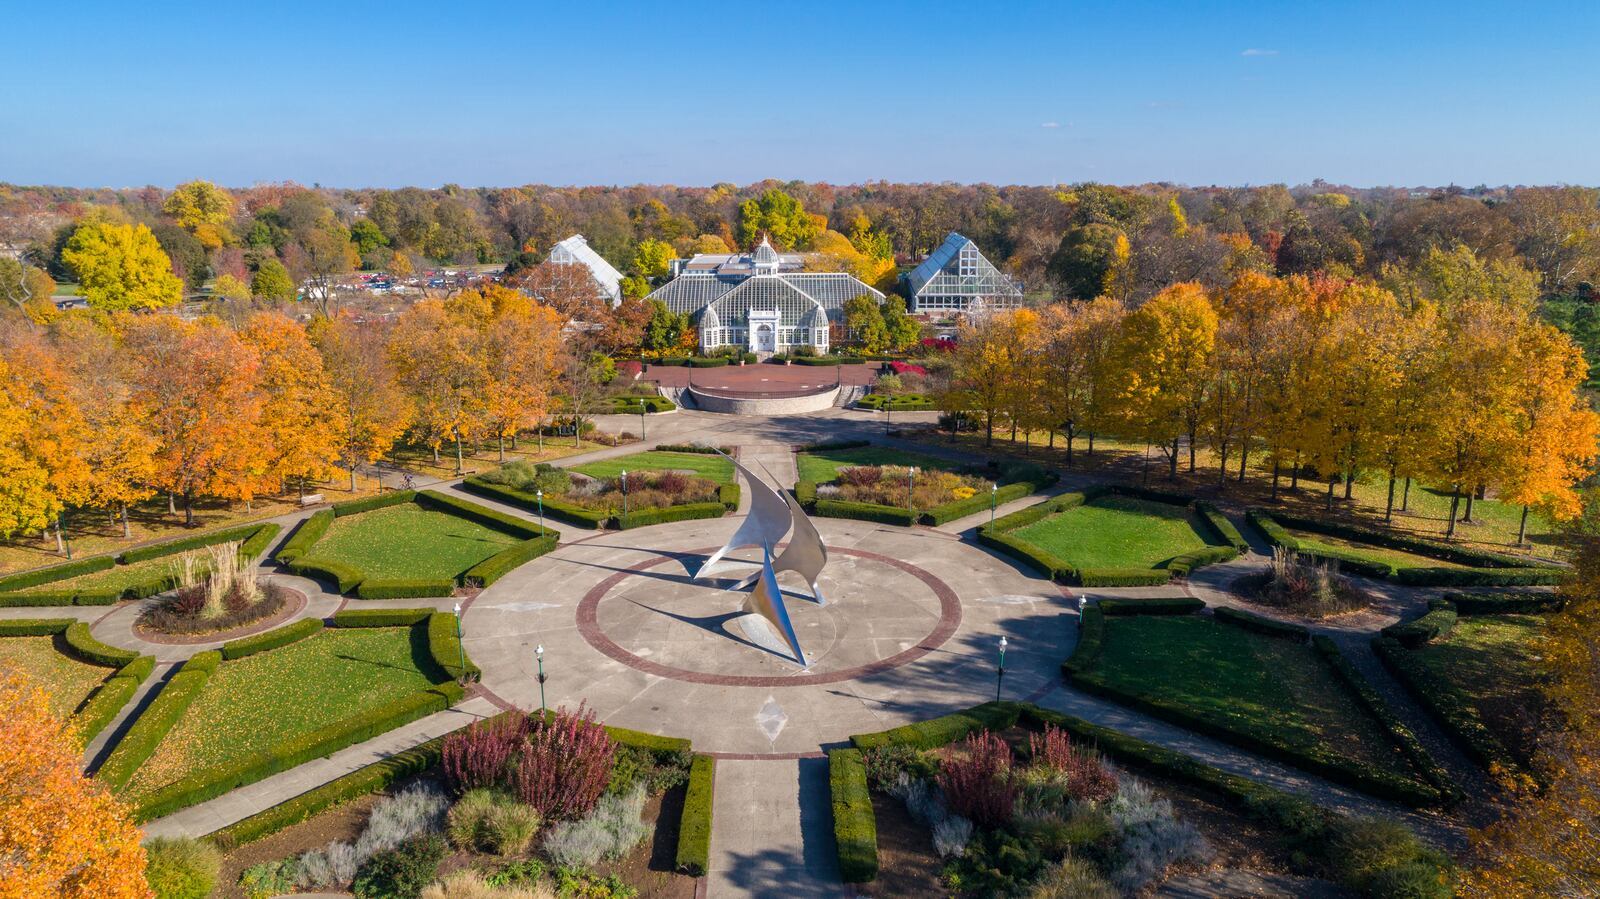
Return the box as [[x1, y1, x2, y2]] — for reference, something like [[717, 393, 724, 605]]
[[1381, 600, 1459, 648], [1098, 597, 1205, 616], [675, 754, 715, 876], [0, 617, 74, 636], [1372, 635, 1524, 776], [205, 729, 452, 849], [1213, 606, 1310, 642], [1061, 604, 1105, 676], [616, 502, 727, 530], [63, 622, 139, 667], [1078, 567, 1174, 587], [0, 589, 93, 607], [1312, 636, 1459, 804], [331, 608, 434, 627], [97, 651, 221, 791], [460, 477, 610, 529], [0, 554, 115, 592], [285, 557, 363, 594], [793, 481, 817, 507], [1444, 591, 1564, 615], [849, 701, 1022, 751], [133, 682, 465, 822], [74, 655, 155, 746], [332, 489, 416, 518], [222, 618, 324, 660], [462, 535, 558, 588], [1195, 501, 1249, 552], [977, 528, 1072, 580], [814, 499, 918, 527], [239, 524, 282, 562], [118, 523, 274, 565], [829, 748, 878, 883], [856, 393, 936, 411], [717, 484, 740, 510], [427, 612, 479, 681], [603, 723, 693, 756], [275, 510, 333, 564], [1270, 511, 1558, 570], [355, 578, 457, 600], [918, 479, 1038, 527], [415, 490, 549, 539], [795, 439, 870, 452], [1166, 545, 1241, 578], [792, 355, 843, 366], [653, 443, 734, 455], [1396, 566, 1564, 587]]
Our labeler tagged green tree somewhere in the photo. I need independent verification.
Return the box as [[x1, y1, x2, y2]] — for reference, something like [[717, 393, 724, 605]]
[[1049, 223, 1130, 300], [350, 219, 389, 257], [736, 189, 822, 250], [150, 222, 208, 291], [844, 294, 889, 352], [61, 221, 183, 311], [643, 300, 691, 351], [882, 295, 920, 352], [632, 238, 677, 280], [251, 258, 294, 302], [620, 275, 650, 300]]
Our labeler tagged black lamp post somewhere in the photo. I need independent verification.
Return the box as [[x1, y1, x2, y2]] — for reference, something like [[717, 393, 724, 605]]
[[621, 470, 629, 517], [995, 635, 1008, 702], [535, 488, 545, 532], [907, 466, 917, 518], [536, 643, 547, 714], [452, 602, 466, 682], [990, 482, 998, 526]]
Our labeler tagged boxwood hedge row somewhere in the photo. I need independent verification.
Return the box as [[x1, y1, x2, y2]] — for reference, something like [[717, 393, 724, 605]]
[[1443, 591, 1564, 615], [1061, 604, 1105, 676], [1372, 635, 1525, 778], [221, 618, 324, 660], [1380, 599, 1459, 648], [829, 748, 878, 883], [118, 522, 278, 565], [332, 489, 416, 518], [427, 611, 479, 681], [848, 701, 1021, 751], [0, 617, 75, 636], [63, 622, 140, 667], [1098, 597, 1205, 616], [74, 655, 155, 747], [462, 535, 559, 588], [814, 499, 918, 526], [417, 490, 550, 539], [617, 502, 728, 530], [330, 608, 433, 627], [1213, 606, 1310, 642], [274, 510, 333, 564], [355, 578, 457, 600], [675, 754, 715, 876], [460, 477, 610, 528], [0, 554, 115, 592], [97, 650, 221, 792], [285, 557, 363, 594]]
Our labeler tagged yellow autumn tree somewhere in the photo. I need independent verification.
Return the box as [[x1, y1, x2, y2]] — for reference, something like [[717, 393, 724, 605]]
[[0, 334, 90, 551], [389, 296, 490, 472], [313, 314, 410, 491], [0, 668, 150, 898], [1498, 321, 1600, 543], [0, 356, 57, 539], [61, 221, 183, 311], [482, 301, 563, 460], [1112, 282, 1217, 478], [241, 311, 341, 499]]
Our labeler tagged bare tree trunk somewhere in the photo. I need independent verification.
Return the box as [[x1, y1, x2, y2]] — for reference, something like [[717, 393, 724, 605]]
[[1141, 442, 1151, 486], [184, 491, 195, 528], [1384, 466, 1397, 523], [1401, 477, 1411, 511], [498, 436, 506, 462], [1326, 478, 1335, 512], [1168, 437, 1179, 479], [1463, 491, 1475, 523], [1518, 506, 1529, 545], [1446, 485, 1462, 539], [168, 492, 177, 515], [455, 437, 464, 474], [1238, 443, 1250, 482], [1343, 471, 1354, 500], [1187, 429, 1196, 472], [1271, 459, 1281, 502], [54, 524, 63, 554], [1218, 444, 1229, 489], [121, 504, 131, 539], [1289, 453, 1301, 491], [350, 466, 358, 492]]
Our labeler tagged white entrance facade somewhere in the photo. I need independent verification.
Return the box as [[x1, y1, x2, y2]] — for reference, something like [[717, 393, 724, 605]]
[[748, 309, 780, 353]]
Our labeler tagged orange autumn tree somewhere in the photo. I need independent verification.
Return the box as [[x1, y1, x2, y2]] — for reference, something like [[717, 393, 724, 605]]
[[0, 668, 150, 898], [481, 293, 563, 460], [241, 311, 340, 499], [0, 332, 90, 551], [313, 314, 409, 491]]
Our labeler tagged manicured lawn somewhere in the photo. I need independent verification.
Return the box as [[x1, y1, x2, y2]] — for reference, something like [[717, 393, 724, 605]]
[[1089, 615, 1421, 781], [1411, 614, 1549, 758], [573, 451, 735, 485], [1344, 480, 1561, 558], [1011, 496, 1215, 570], [123, 626, 443, 798], [0, 636, 112, 720], [10, 554, 190, 596], [1287, 528, 1467, 570], [296, 504, 519, 581], [796, 446, 964, 484]]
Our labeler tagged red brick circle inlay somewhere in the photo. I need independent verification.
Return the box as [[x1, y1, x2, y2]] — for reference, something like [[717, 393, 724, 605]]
[[576, 545, 962, 687]]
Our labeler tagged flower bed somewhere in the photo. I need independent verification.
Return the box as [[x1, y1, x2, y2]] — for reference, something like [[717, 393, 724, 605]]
[[466, 451, 735, 531], [796, 444, 1056, 528]]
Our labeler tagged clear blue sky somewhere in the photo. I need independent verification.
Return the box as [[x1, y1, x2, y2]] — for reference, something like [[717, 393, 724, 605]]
[[3, 0, 1595, 188]]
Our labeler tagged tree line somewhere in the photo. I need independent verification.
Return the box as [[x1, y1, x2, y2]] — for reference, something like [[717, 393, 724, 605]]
[[938, 245, 1598, 541]]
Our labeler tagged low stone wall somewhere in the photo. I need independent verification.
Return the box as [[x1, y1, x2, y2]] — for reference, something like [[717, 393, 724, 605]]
[[688, 385, 841, 415]]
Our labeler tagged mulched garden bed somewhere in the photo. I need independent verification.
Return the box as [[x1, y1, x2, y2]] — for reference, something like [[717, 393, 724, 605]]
[[135, 583, 301, 641]]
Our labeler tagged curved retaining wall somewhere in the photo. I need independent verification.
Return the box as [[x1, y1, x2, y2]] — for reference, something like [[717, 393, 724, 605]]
[[688, 385, 841, 415]]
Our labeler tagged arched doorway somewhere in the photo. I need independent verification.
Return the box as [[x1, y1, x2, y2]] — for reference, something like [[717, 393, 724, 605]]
[[755, 323, 775, 352]]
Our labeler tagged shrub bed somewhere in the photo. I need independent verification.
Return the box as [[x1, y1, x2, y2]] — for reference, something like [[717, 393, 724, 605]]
[[222, 619, 324, 660], [98, 651, 221, 792], [829, 748, 878, 883], [274, 510, 333, 564], [63, 622, 139, 667], [74, 655, 155, 746], [132, 682, 465, 822], [848, 701, 1021, 751], [1213, 606, 1310, 641], [1311, 636, 1458, 803], [354, 578, 457, 600], [675, 754, 715, 875]]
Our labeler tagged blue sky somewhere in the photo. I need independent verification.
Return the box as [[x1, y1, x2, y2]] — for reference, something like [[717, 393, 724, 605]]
[[3, 0, 1595, 188]]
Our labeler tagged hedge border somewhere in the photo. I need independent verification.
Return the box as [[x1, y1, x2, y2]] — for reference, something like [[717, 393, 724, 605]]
[[1311, 635, 1459, 804], [428, 611, 479, 681], [63, 622, 139, 666], [1268, 510, 1559, 570], [0, 523, 279, 607], [1443, 590, 1564, 615], [460, 476, 609, 529], [1213, 606, 1310, 642], [274, 510, 333, 564], [461, 535, 558, 588], [1372, 634, 1525, 777], [332, 489, 416, 518], [416, 490, 551, 540], [117, 523, 278, 566], [0, 554, 115, 593], [856, 393, 936, 412], [97, 650, 221, 791], [0, 617, 74, 636], [222, 618, 324, 660], [1098, 597, 1205, 616], [1380, 599, 1459, 648], [1061, 604, 1105, 676], [355, 578, 458, 600], [285, 557, 364, 594], [74, 655, 155, 747], [330, 608, 433, 627], [617, 502, 728, 530], [675, 754, 715, 876], [829, 748, 878, 883], [848, 701, 1021, 751]]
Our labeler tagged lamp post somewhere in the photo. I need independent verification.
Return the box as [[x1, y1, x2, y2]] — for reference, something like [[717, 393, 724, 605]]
[[995, 635, 1008, 702], [452, 602, 466, 682], [907, 466, 917, 517], [535, 644, 547, 715], [535, 489, 545, 532], [621, 470, 629, 517], [990, 482, 998, 526], [640, 409, 646, 441]]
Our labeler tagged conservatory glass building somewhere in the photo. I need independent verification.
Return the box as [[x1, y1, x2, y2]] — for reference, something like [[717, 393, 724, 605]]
[[904, 232, 1024, 312], [646, 237, 883, 354]]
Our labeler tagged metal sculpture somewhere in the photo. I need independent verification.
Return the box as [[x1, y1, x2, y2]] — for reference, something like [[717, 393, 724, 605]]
[[726, 489, 828, 605], [695, 453, 791, 581], [742, 544, 807, 665]]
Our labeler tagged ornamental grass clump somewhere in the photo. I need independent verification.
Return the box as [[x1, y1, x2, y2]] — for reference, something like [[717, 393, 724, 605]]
[[140, 540, 288, 635], [513, 703, 617, 820], [540, 783, 649, 868], [938, 730, 1018, 829], [1261, 547, 1367, 617], [443, 714, 534, 794]]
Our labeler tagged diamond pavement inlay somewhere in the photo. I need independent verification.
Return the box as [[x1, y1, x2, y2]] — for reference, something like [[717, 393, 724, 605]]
[[755, 695, 788, 742]]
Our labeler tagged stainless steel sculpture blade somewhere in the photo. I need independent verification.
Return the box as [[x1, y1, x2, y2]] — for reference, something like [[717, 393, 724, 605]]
[[742, 545, 807, 665], [696, 451, 791, 580], [728, 490, 828, 605]]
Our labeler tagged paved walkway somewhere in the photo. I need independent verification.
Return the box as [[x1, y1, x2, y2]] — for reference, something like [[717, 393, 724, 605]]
[[707, 758, 844, 898]]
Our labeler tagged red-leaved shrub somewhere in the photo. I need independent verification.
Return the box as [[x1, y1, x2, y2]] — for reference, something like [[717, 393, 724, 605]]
[[442, 713, 532, 794], [1028, 724, 1074, 772], [512, 702, 616, 820], [938, 730, 1017, 828], [836, 466, 882, 487], [653, 471, 690, 494], [888, 361, 927, 376], [1063, 750, 1119, 803]]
